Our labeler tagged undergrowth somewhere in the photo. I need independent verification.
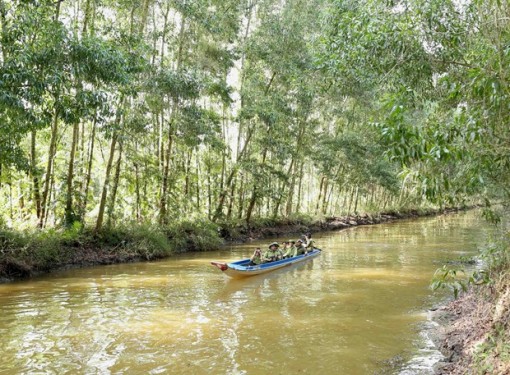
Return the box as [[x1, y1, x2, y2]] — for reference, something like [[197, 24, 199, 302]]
[[0, 218, 224, 278], [0, 207, 467, 280], [432, 212, 510, 373]]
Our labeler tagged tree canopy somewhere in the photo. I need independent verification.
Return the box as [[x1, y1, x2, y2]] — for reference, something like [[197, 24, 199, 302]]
[[0, 0, 506, 230]]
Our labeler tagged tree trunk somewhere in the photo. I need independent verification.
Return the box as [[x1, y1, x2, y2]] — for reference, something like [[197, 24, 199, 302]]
[[195, 151, 200, 211], [139, 0, 150, 35], [44, 164, 57, 228], [65, 121, 80, 225], [237, 175, 245, 220], [82, 0, 93, 34], [158, 112, 164, 172], [30, 130, 42, 218], [54, 0, 63, 21], [184, 149, 192, 199], [323, 180, 335, 215], [159, 121, 174, 224], [285, 161, 297, 216], [283, 114, 308, 216], [39, 107, 59, 228], [320, 178, 329, 215], [159, 2, 171, 60], [18, 181, 24, 220], [315, 176, 325, 215], [353, 186, 359, 214], [226, 176, 236, 219], [81, 116, 96, 219], [134, 143, 141, 222], [8, 180, 13, 222], [295, 161, 305, 213], [106, 140, 123, 228], [245, 186, 257, 227], [206, 162, 212, 218], [95, 132, 118, 232], [347, 185, 355, 215], [342, 187, 348, 214], [213, 125, 254, 221], [159, 16, 186, 224], [245, 148, 267, 226]]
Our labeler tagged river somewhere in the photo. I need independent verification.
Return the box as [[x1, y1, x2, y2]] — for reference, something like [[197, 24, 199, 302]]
[[0, 211, 496, 374]]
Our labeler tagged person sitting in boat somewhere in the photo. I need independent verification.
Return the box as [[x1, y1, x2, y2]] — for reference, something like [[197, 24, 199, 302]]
[[282, 240, 297, 258], [248, 247, 262, 266], [262, 242, 283, 263], [295, 239, 307, 255], [303, 233, 316, 254], [281, 241, 289, 255]]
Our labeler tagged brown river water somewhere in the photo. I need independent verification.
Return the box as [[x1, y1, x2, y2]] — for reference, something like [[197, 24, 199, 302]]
[[0, 211, 496, 374]]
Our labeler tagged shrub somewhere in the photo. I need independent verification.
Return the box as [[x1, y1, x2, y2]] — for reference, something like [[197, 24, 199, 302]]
[[128, 224, 173, 260], [431, 265, 469, 299], [165, 218, 223, 252]]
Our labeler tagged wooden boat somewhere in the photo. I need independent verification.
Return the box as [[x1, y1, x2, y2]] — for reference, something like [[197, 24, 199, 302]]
[[211, 249, 321, 278]]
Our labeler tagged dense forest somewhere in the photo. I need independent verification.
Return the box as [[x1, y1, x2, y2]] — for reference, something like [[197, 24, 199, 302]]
[[2, 0, 508, 232], [2, 1, 510, 371]]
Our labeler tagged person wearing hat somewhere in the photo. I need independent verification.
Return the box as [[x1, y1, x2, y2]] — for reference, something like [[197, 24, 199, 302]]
[[303, 233, 316, 254], [282, 240, 297, 258], [262, 242, 283, 263], [248, 247, 262, 266], [295, 239, 307, 255]]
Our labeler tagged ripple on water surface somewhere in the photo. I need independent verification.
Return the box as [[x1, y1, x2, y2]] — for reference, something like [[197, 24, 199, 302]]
[[0, 211, 498, 374]]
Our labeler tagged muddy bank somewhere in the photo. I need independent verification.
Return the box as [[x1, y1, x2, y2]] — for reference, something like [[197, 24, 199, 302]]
[[223, 207, 466, 242], [0, 246, 146, 283], [431, 283, 510, 374]]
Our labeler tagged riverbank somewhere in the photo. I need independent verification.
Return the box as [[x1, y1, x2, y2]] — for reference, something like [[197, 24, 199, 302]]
[[430, 234, 510, 374], [0, 206, 465, 282], [431, 282, 510, 374]]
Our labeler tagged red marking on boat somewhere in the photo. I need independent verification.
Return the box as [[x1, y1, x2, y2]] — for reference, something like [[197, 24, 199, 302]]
[[211, 261, 228, 271]]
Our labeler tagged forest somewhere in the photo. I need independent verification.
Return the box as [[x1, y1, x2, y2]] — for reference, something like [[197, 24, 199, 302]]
[[1, 0, 508, 233], [2, 0, 510, 372], [0, 0, 509, 247]]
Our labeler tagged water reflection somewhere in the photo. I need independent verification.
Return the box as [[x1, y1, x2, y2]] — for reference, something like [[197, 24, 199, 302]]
[[0, 211, 496, 374]]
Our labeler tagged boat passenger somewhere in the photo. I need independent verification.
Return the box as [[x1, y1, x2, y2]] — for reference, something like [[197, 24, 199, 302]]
[[295, 239, 307, 255], [281, 241, 289, 255], [248, 247, 262, 266], [262, 242, 283, 263], [303, 233, 316, 254], [283, 240, 297, 258]]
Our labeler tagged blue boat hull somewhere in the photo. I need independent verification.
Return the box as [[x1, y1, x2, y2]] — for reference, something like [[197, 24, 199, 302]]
[[211, 249, 321, 278]]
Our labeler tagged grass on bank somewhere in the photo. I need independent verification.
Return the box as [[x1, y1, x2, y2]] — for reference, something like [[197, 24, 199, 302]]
[[0, 205, 458, 280], [0, 212, 321, 279], [0, 218, 224, 279]]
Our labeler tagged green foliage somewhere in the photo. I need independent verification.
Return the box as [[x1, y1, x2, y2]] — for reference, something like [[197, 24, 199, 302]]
[[123, 224, 173, 260], [313, 129, 400, 193], [318, 0, 510, 210], [319, 0, 432, 93], [481, 206, 502, 225], [473, 322, 510, 373], [0, 217, 226, 277], [431, 265, 468, 299], [0, 227, 64, 271], [164, 219, 223, 252], [432, 227, 510, 299], [4, 0, 506, 254], [477, 234, 510, 277]]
